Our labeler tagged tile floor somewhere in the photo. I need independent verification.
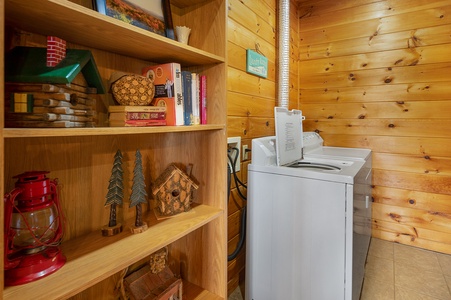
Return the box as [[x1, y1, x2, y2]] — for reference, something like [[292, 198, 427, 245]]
[[228, 238, 451, 300], [362, 238, 451, 300]]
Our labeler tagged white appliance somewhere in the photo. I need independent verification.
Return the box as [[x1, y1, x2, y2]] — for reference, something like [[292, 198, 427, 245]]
[[246, 108, 372, 300], [303, 131, 372, 300]]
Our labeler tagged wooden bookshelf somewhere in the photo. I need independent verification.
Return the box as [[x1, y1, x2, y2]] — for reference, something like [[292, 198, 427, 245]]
[[1, 0, 227, 299]]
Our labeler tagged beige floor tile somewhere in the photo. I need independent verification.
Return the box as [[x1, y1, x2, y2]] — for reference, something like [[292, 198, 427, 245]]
[[395, 286, 444, 300], [228, 286, 243, 300], [361, 276, 395, 300], [365, 254, 395, 283], [394, 243, 442, 273], [369, 238, 394, 260], [437, 253, 451, 277], [395, 263, 451, 299]]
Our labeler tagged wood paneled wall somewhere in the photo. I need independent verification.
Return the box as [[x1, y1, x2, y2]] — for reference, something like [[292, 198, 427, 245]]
[[297, 0, 451, 254], [226, 0, 300, 295], [226, 0, 275, 294]]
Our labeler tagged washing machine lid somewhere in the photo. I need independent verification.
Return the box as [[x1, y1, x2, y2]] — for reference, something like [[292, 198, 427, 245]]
[[274, 107, 304, 166]]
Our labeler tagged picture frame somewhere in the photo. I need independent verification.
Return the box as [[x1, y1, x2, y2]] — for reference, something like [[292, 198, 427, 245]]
[[93, 0, 174, 39]]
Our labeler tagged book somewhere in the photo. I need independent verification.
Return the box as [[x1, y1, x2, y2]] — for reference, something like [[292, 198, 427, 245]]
[[142, 63, 184, 126], [108, 105, 166, 113], [191, 73, 200, 125], [181, 71, 193, 125], [109, 111, 166, 121], [199, 75, 207, 124], [109, 119, 167, 127]]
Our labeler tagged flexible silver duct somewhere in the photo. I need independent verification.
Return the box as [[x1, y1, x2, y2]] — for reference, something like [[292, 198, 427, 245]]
[[278, 0, 290, 108]]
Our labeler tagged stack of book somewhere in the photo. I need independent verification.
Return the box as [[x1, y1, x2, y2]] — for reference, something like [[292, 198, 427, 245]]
[[142, 62, 207, 126], [108, 105, 166, 127], [142, 63, 184, 126]]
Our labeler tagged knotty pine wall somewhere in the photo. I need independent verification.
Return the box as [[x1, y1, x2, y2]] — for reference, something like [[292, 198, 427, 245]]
[[226, 0, 300, 294], [297, 0, 451, 254]]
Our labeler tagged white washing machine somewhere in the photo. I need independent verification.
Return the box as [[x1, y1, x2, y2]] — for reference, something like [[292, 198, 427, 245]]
[[246, 109, 372, 300], [303, 132, 372, 300]]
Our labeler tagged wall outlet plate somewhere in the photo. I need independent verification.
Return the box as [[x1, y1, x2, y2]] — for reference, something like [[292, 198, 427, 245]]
[[227, 137, 241, 172], [242, 144, 249, 160]]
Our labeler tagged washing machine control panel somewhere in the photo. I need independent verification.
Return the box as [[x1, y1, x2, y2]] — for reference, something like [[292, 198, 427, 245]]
[[303, 132, 324, 153]]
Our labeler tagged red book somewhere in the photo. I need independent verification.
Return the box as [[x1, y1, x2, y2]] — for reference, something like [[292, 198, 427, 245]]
[[199, 75, 207, 124], [109, 111, 166, 121], [109, 119, 167, 127]]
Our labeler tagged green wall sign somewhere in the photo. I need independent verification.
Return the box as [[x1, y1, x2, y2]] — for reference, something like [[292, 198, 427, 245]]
[[246, 49, 268, 78]]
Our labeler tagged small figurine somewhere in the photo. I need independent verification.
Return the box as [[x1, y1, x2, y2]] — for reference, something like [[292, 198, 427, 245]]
[[129, 149, 148, 233], [102, 150, 124, 236]]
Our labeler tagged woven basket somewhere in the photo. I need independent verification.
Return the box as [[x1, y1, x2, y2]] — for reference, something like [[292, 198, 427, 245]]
[[109, 71, 155, 106]]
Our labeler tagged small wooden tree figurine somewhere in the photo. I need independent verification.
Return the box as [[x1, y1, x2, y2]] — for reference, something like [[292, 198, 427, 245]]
[[102, 150, 124, 236], [129, 149, 148, 233]]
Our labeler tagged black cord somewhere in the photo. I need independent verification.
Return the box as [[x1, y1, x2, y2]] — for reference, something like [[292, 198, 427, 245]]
[[228, 147, 247, 200], [227, 147, 247, 261]]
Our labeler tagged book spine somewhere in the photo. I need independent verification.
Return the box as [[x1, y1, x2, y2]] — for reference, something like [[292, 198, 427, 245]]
[[199, 75, 207, 124], [129, 111, 165, 120], [108, 106, 166, 113], [173, 64, 184, 125], [110, 111, 166, 120], [109, 119, 167, 127], [191, 73, 200, 125], [181, 71, 193, 125]]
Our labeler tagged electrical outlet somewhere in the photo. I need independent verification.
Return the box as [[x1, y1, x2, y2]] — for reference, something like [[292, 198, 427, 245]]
[[227, 137, 241, 172], [242, 145, 249, 160]]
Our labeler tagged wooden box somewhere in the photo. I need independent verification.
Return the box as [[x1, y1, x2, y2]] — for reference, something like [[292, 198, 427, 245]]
[[124, 265, 182, 300]]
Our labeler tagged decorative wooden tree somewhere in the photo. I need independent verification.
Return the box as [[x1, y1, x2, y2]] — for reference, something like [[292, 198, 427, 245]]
[[129, 149, 148, 233], [102, 150, 124, 236]]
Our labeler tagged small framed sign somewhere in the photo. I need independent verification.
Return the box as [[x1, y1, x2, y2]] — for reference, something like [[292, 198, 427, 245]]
[[246, 49, 268, 78]]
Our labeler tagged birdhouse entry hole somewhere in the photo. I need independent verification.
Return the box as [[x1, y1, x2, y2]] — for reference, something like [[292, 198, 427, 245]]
[[172, 189, 180, 197]]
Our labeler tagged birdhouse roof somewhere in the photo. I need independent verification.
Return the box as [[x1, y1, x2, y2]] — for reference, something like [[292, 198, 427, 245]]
[[152, 164, 198, 195], [5, 46, 105, 94]]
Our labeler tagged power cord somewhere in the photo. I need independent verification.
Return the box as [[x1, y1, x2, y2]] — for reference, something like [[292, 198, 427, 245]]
[[227, 147, 247, 261], [228, 147, 247, 199]]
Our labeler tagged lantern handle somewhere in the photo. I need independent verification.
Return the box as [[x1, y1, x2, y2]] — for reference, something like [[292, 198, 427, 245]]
[[4, 188, 24, 269], [50, 178, 65, 244]]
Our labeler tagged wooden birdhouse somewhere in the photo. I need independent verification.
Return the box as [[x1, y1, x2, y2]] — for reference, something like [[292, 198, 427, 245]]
[[4, 42, 105, 128], [152, 164, 199, 217]]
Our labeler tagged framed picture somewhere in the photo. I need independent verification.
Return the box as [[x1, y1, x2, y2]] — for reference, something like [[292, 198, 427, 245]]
[[94, 0, 174, 39]]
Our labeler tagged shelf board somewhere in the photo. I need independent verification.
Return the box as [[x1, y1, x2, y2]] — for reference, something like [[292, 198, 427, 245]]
[[184, 280, 224, 300], [3, 124, 225, 138], [4, 0, 225, 66], [3, 204, 223, 300]]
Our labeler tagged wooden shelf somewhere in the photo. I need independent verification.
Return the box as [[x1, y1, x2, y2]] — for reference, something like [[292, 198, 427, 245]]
[[4, 0, 225, 66], [183, 281, 224, 300], [3, 204, 223, 300], [3, 124, 225, 138], [2, 0, 227, 298]]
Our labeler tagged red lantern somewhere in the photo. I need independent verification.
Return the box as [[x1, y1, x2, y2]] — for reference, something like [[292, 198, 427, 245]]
[[4, 171, 66, 286]]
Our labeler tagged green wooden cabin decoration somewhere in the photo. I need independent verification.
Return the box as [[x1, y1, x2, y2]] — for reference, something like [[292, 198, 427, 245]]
[[5, 46, 105, 93], [4, 46, 105, 128]]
